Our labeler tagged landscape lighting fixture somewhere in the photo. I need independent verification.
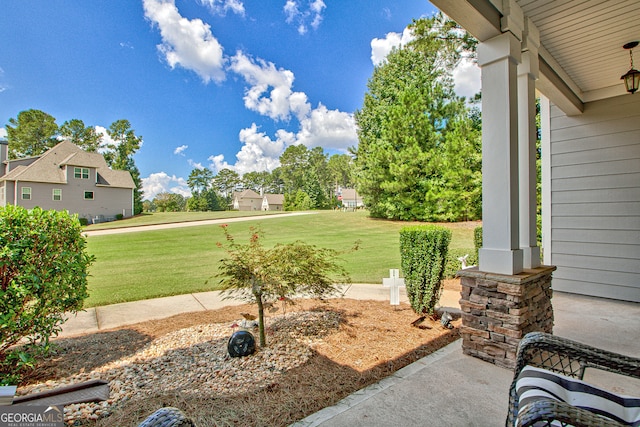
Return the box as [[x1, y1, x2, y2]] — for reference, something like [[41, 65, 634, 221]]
[[621, 41, 640, 94]]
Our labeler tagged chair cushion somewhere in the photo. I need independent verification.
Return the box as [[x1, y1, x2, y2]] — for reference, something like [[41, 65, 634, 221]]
[[515, 366, 640, 426]]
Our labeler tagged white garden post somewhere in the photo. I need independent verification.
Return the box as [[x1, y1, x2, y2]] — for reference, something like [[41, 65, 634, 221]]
[[383, 269, 404, 306]]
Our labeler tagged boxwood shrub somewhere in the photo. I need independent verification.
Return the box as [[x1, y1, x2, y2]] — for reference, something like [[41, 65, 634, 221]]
[[0, 206, 94, 384], [399, 225, 451, 315], [474, 226, 483, 260]]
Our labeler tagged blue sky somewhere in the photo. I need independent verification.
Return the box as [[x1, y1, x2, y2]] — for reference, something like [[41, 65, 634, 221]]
[[0, 1, 479, 200]]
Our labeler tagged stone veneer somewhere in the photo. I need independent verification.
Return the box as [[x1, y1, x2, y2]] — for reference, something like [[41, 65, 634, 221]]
[[456, 265, 556, 369]]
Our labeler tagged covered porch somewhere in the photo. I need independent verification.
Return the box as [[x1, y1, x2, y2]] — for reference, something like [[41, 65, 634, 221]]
[[298, 0, 640, 424], [430, 0, 639, 299], [294, 291, 640, 426], [427, 0, 639, 367]]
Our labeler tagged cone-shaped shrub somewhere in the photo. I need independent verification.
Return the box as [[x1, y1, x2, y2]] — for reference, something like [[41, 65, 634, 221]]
[[400, 225, 451, 315]]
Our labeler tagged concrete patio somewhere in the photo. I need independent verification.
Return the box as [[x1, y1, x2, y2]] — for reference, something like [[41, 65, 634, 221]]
[[292, 291, 640, 427]]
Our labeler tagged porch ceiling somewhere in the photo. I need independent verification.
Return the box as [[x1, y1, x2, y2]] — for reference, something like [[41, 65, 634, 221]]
[[431, 0, 640, 109], [519, 0, 640, 102]]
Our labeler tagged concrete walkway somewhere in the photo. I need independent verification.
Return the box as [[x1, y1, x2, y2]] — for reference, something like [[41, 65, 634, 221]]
[[59, 283, 460, 338], [59, 285, 640, 427]]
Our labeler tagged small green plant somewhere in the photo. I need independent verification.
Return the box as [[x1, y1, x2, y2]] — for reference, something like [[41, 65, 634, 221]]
[[399, 225, 451, 316], [79, 217, 89, 226], [0, 206, 94, 384], [474, 226, 483, 261], [115, 213, 124, 220], [215, 225, 355, 347]]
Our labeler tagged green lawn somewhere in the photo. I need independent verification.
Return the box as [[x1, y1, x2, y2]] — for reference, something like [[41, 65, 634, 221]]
[[85, 210, 479, 307]]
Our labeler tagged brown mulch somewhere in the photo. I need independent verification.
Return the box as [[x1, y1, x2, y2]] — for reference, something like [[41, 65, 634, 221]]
[[22, 280, 462, 426]]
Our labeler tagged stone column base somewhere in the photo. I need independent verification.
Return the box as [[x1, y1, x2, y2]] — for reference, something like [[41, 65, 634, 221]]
[[457, 265, 556, 369]]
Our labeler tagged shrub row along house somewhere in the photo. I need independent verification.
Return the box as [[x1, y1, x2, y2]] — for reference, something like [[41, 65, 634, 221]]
[[0, 140, 135, 223]]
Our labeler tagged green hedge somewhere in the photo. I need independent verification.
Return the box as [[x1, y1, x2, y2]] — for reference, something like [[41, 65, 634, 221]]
[[0, 206, 94, 384], [399, 225, 451, 315], [474, 226, 482, 260]]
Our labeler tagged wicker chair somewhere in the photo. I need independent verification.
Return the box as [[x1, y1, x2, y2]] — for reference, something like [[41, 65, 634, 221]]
[[506, 332, 640, 427], [137, 407, 196, 427]]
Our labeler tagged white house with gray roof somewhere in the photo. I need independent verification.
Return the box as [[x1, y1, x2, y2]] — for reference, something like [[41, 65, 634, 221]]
[[0, 139, 135, 223]]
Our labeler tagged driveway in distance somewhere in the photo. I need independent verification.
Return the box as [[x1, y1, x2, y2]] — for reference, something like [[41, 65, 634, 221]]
[[83, 211, 316, 237]]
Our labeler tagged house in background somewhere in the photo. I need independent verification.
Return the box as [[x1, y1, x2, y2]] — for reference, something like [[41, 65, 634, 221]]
[[262, 193, 284, 211], [232, 189, 262, 211], [0, 139, 135, 223], [339, 188, 364, 209]]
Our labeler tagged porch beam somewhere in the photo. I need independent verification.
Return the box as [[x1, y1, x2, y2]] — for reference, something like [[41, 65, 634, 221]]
[[477, 32, 523, 275], [537, 56, 584, 116], [431, 0, 501, 42]]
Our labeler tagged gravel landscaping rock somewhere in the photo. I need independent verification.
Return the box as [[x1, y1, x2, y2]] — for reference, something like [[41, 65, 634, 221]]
[[17, 310, 341, 424]]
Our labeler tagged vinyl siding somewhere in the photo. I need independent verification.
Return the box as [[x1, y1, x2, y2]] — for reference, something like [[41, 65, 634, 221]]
[[11, 180, 132, 220], [548, 94, 640, 302]]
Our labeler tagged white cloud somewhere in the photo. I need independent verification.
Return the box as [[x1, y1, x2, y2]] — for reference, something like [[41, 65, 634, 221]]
[[209, 105, 356, 175], [284, 0, 298, 23], [370, 27, 414, 66], [209, 123, 286, 175], [94, 126, 117, 152], [283, 0, 326, 35], [174, 144, 188, 155], [452, 57, 481, 100], [198, 0, 245, 17], [208, 154, 230, 173], [0, 128, 6, 139], [142, 172, 190, 200], [218, 51, 357, 172], [295, 104, 357, 150], [143, 0, 226, 83], [230, 51, 310, 121], [188, 159, 205, 169], [141, 1, 356, 178]]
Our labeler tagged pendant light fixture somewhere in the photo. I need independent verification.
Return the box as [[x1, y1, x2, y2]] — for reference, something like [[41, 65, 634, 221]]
[[621, 41, 640, 94]]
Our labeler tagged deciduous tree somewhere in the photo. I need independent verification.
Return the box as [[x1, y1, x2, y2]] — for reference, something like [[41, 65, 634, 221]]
[[105, 120, 144, 214], [5, 109, 59, 159], [215, 226, 354, 347], [153, 192, 186, 212]]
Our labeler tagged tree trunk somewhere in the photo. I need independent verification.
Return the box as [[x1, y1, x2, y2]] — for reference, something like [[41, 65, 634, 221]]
[[255, 292, 266, 347]]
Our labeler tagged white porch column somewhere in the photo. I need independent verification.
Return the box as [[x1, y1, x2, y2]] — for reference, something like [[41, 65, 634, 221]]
[[477, 32, 523, 275], [517, 19, 541, 269]]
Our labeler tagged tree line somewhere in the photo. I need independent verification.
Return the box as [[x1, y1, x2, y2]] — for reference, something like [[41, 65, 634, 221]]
[[148, 145, 356, 212], [4, 110, 144, 214]]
